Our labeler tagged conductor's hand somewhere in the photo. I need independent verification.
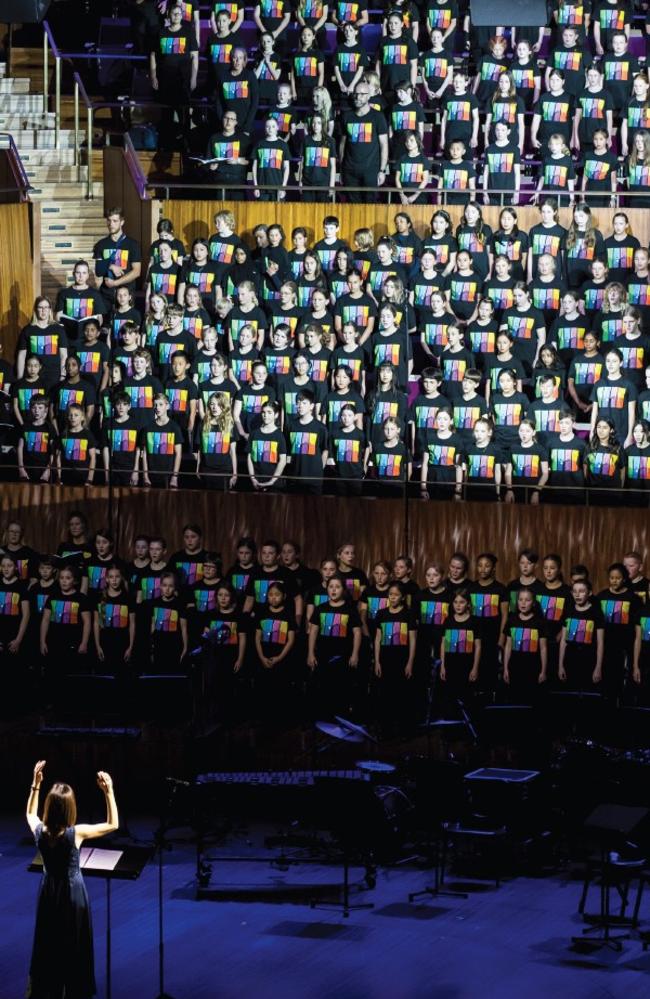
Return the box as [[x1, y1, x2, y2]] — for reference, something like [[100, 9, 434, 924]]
[[97, 772, 113, 794], [33, 760, 46, 787]]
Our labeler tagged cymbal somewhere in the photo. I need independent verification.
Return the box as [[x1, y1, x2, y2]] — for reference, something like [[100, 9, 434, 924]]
[[316, 720, 364, 742], [334, 715, 377, 743]]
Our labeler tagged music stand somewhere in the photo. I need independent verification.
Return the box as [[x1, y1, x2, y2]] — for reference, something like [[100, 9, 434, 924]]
[[30, 844, 152, 999], [571, 803, 650, 951]]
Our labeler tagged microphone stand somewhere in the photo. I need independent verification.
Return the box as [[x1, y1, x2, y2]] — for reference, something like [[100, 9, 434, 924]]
[[153, 777, 188, 999]]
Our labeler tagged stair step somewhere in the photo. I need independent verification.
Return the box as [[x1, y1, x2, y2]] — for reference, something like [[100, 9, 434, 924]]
[[10, 49, 43, 65], [26, 165, 87, 182], [42, 219, 104, 234], [17, 148, 76, 166], [0, 112, 55, 129], [0, 78, 30, 94], [46, 255, 99, 270], [40, 202, 105, 220], [12, 130, 76, 149], [30, 182, 94, 199], [42, 238, 97, 254], [0, 94, 45, 112]]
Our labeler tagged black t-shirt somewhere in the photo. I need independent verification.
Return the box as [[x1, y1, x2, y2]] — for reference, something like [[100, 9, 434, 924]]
[[17, 324, 67, 384], [234, 384, 275, 434], [603, 235, 639, 285], [535, 91, 574, 145], [196, 420, 239, 471], [255, 605, 297, 657], [140, 419, 184, 474], [201, 606, 245, 651], [484, 143, 520, 192], [154, 24, 198, 65], [490, 391, 529, 447], [442, 613, 481, 669], [508, 440, 549, 484], [504, 611, 547, 666], [409, 394, 448, 449], [83, 556, 129, 596], [442, 92, 479, 146], [45, 589, 91, 641], [536, 583, 573, 640], [208, 130, 249, 183], [73, 340, 110, 391], [372, 440, 408, 483], [246, 565, 297, 608], [597, 587, 639, 636], [55, 287, 107, 330], [468, 580, 507, 630], [328, 425, 366, 480], [562, 603, 604, 667], [0, 578, 27, 640], [341, 109, 389, 170], [374, 606, 416, 666], [95, 590, 136, 632], [164, 376, 199, 432], [540, 154, 576, 193], [57, 428, 97, 469], [336, 566, 368, 603], [246, 427, 287, 479], [20, 421, 56, 470], [614, 334, 650, 390], [103, 416, 140, 471], [335, 41, 369, 85], [547, 433, 588, 487], [602, 51, 638, 111], [423, 430, 463, 483], [302, 137, 336, 188], [567, 351, 604, 402], [135, 566, 167, 603], [150, 595, 187, 637], [123, 375, 163, 429], [501, 305, 545, 370], [287, 418, 328, 480], [590, 375, 636, 443], [154, 330, 197, 381], [378, 34, 418, 91], [54, 379, 96, 418], [251, 139, 287, 186], [93, 234, 142, 297], [179, 258, 221, 305], [309, 600, 361, 661], [506, 577, 544, 613]]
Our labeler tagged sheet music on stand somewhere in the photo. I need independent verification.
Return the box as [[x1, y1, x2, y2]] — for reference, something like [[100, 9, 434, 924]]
[[80, 847, 123, 871]]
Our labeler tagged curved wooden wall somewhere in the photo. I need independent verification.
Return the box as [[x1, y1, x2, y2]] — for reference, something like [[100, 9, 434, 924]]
[[1, 483, 647, 589], [0, 202, 35, 359], [160, 201, 650, 252]]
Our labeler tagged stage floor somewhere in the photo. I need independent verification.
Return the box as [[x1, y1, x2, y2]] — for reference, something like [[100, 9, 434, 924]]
[[2, 814, 650, 999]]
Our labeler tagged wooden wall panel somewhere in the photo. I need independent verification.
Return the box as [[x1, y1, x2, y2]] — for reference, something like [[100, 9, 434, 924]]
[[1, 483, 648, 592], [0, 202, 34, 359], [102, 150, 160, 286], [161, 200, 650, 252]]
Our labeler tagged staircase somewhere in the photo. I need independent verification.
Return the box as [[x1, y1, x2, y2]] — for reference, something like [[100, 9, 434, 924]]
[[0, 52, 106, 303]]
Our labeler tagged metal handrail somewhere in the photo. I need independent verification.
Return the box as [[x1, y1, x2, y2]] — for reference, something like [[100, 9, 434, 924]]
[[42, 21, 61, 150], [123, 133, 151, 200], [72, 72, 93, 199], [0, 133, 32, 200]]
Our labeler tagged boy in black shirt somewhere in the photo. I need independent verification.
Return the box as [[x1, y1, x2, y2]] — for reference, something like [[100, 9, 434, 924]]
[[286, 390, 328, 495]]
